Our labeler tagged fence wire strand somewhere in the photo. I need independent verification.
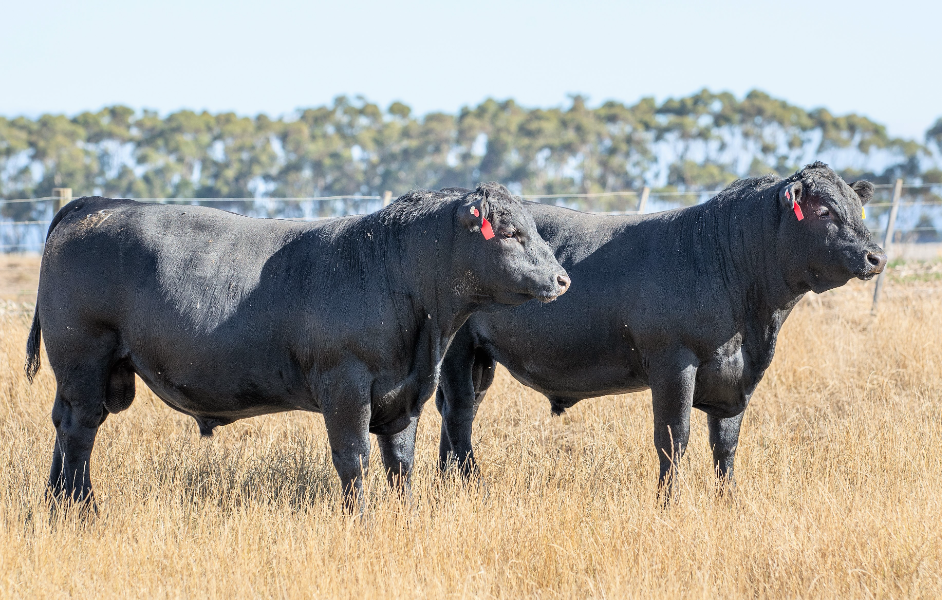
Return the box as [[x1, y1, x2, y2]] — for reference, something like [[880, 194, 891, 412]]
[[2, 183, 940, 252]]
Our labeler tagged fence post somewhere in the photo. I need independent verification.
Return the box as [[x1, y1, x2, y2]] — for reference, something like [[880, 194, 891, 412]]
[[871, 178, 903, 315], [52, 188, 72, 212], [382, 190, 393, 206], [637, 186, 650, 214]]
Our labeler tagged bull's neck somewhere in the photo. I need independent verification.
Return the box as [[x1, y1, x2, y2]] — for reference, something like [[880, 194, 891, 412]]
[[335, 202, 467, 415], [369, 202, 470, 340], [696, 196, 806, 321]]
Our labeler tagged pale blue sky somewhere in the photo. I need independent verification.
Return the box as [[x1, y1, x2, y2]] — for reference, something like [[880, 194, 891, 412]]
[[2, 0, 939, 139]]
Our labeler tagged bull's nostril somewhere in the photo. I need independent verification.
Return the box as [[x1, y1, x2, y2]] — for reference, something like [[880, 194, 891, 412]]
[[557, 274, 571, 293], [867, 252, 887, 272]]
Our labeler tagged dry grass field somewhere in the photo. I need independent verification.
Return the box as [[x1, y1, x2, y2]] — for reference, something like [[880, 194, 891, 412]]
[[0, 254, 41, 304], [0, 262, 940, 598]]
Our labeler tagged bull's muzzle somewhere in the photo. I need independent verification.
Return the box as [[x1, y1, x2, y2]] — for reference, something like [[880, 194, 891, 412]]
[[537, 273, 571, 303], [556, 274, 571, 295], [866, 251, 888, 275]]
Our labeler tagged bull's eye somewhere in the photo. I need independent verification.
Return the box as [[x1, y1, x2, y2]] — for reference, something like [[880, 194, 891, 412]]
[[817, 207, 830, 218], [501, 227, 516, 239]]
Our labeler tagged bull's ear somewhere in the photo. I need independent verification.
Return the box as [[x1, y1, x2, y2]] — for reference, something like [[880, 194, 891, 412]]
[[458, 193, 488, 232], [851, 180, 874, 206], [779, 181, 803, 211]]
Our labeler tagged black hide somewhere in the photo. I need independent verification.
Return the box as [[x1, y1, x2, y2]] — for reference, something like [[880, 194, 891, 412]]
[[435, 163, 886, 494], [26, 183, 569, 510]]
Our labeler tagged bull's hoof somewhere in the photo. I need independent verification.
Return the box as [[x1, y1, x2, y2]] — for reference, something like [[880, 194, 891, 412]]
[[46, 491, 99, 522], [713, 479, 739, 503], [438, 456, 481, 483]]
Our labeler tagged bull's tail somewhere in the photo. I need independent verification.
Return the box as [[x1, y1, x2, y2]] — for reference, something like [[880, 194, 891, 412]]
[[24, 196, 86, 384], [25, 308, 41, 383]]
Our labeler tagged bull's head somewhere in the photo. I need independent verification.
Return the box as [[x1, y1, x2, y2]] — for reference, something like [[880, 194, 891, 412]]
[[778, 162, 887, 294], [454, 183, 570, 305]]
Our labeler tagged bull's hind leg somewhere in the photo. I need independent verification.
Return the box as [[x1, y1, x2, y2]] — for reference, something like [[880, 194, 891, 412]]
[[377, 416, 418, 500], [47, 334, 127, 509], [48, 372, 110, 507]]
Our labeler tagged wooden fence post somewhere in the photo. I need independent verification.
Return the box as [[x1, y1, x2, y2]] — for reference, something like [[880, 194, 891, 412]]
[[382, 190, 393, 206], [637, 186, 650, 214], [871, 178, 903, 315], [52, 188, 72, 212]]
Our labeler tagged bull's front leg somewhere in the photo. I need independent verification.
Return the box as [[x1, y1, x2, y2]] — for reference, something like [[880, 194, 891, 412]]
[[648, 349, 698, 501], [377, 416, 418, 501], [321, 387, 372, 514], [708, 412, 744, 492], [436, 339, 494, 479]]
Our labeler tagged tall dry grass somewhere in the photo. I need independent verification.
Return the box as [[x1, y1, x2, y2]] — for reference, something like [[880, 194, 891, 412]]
[[0, 277, 940, 598]]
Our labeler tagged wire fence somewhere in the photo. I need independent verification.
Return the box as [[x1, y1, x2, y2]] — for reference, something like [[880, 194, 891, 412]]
[[1, 182, 940, 254]]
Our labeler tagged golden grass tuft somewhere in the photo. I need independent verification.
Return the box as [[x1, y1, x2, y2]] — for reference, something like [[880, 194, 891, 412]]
[[0, 277, 940, 598]]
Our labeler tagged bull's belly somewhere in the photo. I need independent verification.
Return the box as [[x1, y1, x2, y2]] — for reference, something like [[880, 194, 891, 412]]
[[132, 359, 311, 420], [124, 330, 314, 419], [130, 342, 424, 432], [498, 353, 649, 401], [483, 322, 647, 400], [495, 342, 759, 417]]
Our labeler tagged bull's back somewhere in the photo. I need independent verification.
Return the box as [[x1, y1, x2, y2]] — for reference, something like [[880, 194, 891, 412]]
[[36, 199, 328, 415], [40, 199, 302, 328]]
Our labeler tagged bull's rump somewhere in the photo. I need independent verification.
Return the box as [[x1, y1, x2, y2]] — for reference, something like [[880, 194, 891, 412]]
[[37, 199, 389, 418]]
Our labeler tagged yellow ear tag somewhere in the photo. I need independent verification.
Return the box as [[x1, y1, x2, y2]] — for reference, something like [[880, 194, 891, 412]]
[[862, 207, 866, 219]]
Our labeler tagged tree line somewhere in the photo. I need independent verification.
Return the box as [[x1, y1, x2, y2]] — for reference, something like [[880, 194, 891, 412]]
[[2, 89, 941, 209]]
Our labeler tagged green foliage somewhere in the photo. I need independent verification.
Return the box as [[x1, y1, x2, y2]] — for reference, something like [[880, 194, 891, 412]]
[[668, 161, 738, 204], [0, 91, 938, 200], [927, 118, 942, 154], [922, 169, 942, 185]]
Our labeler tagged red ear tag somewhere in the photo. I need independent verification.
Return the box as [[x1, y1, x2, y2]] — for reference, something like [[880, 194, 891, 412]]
[[793, 203, 804, 221], [481, 218, 495, 240], [785, 189, 804, 221]]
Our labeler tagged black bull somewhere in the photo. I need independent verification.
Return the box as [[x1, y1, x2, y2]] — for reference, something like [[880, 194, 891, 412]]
[[25, 183, 570, 509], [436, 163, 887, 492]]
